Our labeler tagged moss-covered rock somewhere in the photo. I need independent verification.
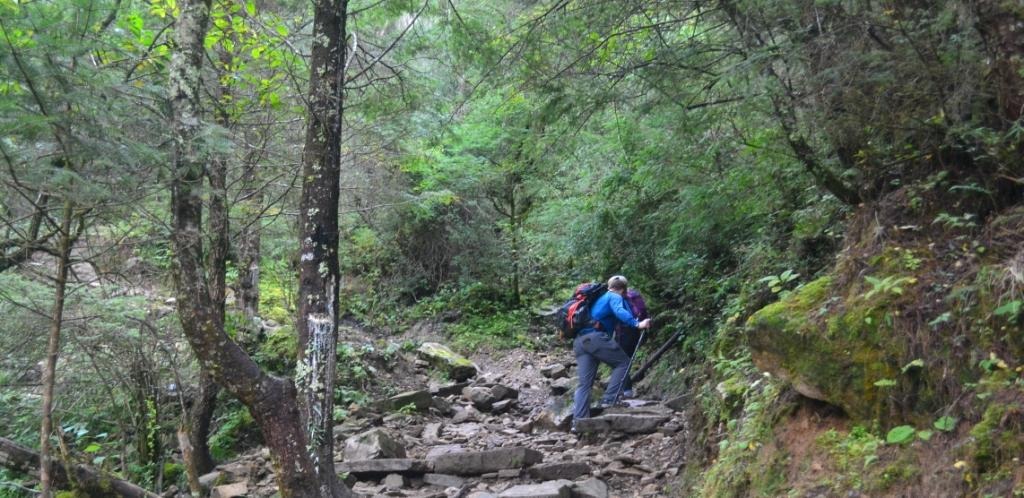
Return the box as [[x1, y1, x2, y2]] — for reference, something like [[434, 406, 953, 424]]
[[746, 276, 905, 421], [417, 342, 478, 381]]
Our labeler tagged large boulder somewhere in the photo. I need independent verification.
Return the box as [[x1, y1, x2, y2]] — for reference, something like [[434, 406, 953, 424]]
[[417, 342, 478, 381], [344, 428, 406, 461], [745, 276, 904, 421]]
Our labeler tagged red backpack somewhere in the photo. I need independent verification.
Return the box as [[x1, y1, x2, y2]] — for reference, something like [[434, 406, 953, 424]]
[[556, 282, 608, 340]]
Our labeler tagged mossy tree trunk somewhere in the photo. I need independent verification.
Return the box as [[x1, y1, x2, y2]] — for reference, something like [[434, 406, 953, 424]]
[[295, 0, 352, 493], [168, 0, 339, 495]]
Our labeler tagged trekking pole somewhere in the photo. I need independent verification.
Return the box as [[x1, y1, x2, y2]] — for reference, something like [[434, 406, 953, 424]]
[[612, 327, 648, 404]]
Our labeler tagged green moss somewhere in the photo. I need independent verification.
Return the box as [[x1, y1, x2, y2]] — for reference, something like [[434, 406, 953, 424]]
[[746, 275, 906, 422], [163, 462, 184, 483], [969, 400, 1024, 474]]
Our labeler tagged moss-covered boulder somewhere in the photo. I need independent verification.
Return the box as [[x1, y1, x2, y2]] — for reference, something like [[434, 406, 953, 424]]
[[417, 342, 478, 381], [745, 276, 905, 421]]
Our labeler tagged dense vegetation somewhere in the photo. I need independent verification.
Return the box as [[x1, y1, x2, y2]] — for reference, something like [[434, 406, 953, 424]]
[[1, 0, 1021, 496]]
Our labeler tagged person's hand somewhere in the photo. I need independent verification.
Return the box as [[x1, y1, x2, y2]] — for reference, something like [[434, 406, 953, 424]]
[[638, 318, 652, 329]]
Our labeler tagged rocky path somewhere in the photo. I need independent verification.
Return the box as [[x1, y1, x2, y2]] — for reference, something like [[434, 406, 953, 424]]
[[199, 336, 690, 498]]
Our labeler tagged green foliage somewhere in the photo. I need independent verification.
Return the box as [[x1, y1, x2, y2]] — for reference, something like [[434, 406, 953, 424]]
[[817, 425, 883, 487], [864, 275, 916, 299], [884, 425, 916, 445], [448, 309, 531, 351], [933, 416, 957, 432], [209, 406, 257, 461]]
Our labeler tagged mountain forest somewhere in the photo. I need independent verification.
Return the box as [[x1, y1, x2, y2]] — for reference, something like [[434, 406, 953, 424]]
[[1, 0, 1023, 496]]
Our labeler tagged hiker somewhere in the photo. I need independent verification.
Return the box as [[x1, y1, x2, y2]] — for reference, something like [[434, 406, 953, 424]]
[[613, 288, 648, 398], [572, 275, 652, 426]]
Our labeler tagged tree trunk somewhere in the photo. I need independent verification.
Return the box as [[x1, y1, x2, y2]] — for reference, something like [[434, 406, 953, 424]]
[[183, 369, 218, 488], [39, 200, 74, 498], [295, 0, 350, 493], [168, 0, 342, 496], [1, 437, 158, 498], [237, 157, 262, 319]]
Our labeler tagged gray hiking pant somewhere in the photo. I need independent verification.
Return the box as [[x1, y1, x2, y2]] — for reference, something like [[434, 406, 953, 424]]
[[572, 332, 629, 421]]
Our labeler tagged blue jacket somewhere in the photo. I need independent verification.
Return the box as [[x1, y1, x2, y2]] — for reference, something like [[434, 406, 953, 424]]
[[583, 291, 639, 338]]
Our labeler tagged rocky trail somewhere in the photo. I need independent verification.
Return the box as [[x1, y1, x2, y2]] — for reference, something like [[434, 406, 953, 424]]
[[198, 324, 691, 498]]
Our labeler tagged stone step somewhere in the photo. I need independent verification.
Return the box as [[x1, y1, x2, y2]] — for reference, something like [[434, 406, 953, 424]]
[[572, 414, 671, 434], [334, 458, 433, 478], [429, 447, 543, 476]]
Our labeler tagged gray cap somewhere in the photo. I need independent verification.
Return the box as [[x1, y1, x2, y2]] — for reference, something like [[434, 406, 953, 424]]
[[607, 275, 628, 290]]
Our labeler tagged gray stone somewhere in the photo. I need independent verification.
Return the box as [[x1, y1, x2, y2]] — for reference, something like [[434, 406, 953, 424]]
[[496, 480, 573, 498], [465, 386, 497, 411], [422, 422, 443, 442], [418, 342, 478, 381], [452, 406, 482, 423], [549, 378, 573, 395], [467, 493, 497, 498], [383, 473, 405, 490], [211, 482, 248, 498], [532, 395, 574, 432], [432, 381, 471, 397], [198, 471, 224, 489], [664, 395, 688, 411], [430, 447, 544, 476], [572, 414, 670, 434], [375, 390, 434, 413], [426, 444, 465, 459], [572, 478, 609, 498], [526, 462, 591, 481], [491, 399, 514, 414], [432, 396, 455, 416], [334, 458, 433, 478], [489, 384, 518, 402], [539, 364, 568, 379], [423, 473, 466, 488], [497, 469, 520, 478], [344, 428, 407, 461]]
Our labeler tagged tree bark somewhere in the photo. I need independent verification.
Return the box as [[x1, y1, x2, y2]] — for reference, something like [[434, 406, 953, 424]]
[[39, 200, 74, 498], [1, 437, 159, 498], [295, 0, 351, 494], [237, 157, 262, 319], [168, 0, 341, 495]]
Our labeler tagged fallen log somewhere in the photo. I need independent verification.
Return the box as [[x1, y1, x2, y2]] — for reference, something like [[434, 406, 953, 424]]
[[0, 437, 158, 498], [631, 329, 684, 383]]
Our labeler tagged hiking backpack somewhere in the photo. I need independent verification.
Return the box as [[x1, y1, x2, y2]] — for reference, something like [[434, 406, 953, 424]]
[[556, 282, 608, 340]]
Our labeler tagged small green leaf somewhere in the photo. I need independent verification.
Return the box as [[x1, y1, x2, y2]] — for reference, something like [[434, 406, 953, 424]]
[[933, 416, 957, 432], [901, 359, 925, 373], [84, 443, 102, 453], [275, 24, 289, 37], [886, 425, 916, 444], [993, 300, 1021, 318], [873, 379, 897, 387], [916, 430, 933, 441], [245, 0, 256, 16]]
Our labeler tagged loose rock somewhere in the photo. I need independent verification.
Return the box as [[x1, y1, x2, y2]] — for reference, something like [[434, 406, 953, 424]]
[[573, 478, 609, 498], [344, 428, 407, 461], [539, 364, 568, 379], [496, 480, 573, 498]]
